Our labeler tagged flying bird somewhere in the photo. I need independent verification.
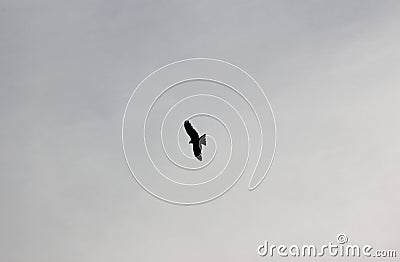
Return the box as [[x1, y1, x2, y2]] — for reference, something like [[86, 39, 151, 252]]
[[184, 120, 206, 161]]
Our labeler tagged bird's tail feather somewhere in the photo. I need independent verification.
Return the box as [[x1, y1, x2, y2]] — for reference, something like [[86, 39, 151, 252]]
[[199, 134, 206, 146]]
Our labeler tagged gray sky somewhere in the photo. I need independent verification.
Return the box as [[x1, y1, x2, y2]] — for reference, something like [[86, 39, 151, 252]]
[[1, 0, 400, 261]]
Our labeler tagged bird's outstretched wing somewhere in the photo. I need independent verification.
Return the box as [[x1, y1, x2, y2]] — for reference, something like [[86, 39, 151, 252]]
[[184, 120, 199, 140]]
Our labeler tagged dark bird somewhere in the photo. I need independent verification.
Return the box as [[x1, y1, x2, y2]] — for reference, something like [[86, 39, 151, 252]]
[[184, 120, 206, 161]]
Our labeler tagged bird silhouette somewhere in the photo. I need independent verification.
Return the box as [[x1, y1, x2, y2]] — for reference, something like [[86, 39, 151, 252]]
[[184, 120, 206, 161]]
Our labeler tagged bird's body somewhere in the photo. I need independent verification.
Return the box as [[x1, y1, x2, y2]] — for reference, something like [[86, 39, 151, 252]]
[[184, 120, 206, 161]]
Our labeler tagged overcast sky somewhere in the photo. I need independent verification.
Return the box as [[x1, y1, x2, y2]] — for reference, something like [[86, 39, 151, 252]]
[[1, 0, 400, 261]]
